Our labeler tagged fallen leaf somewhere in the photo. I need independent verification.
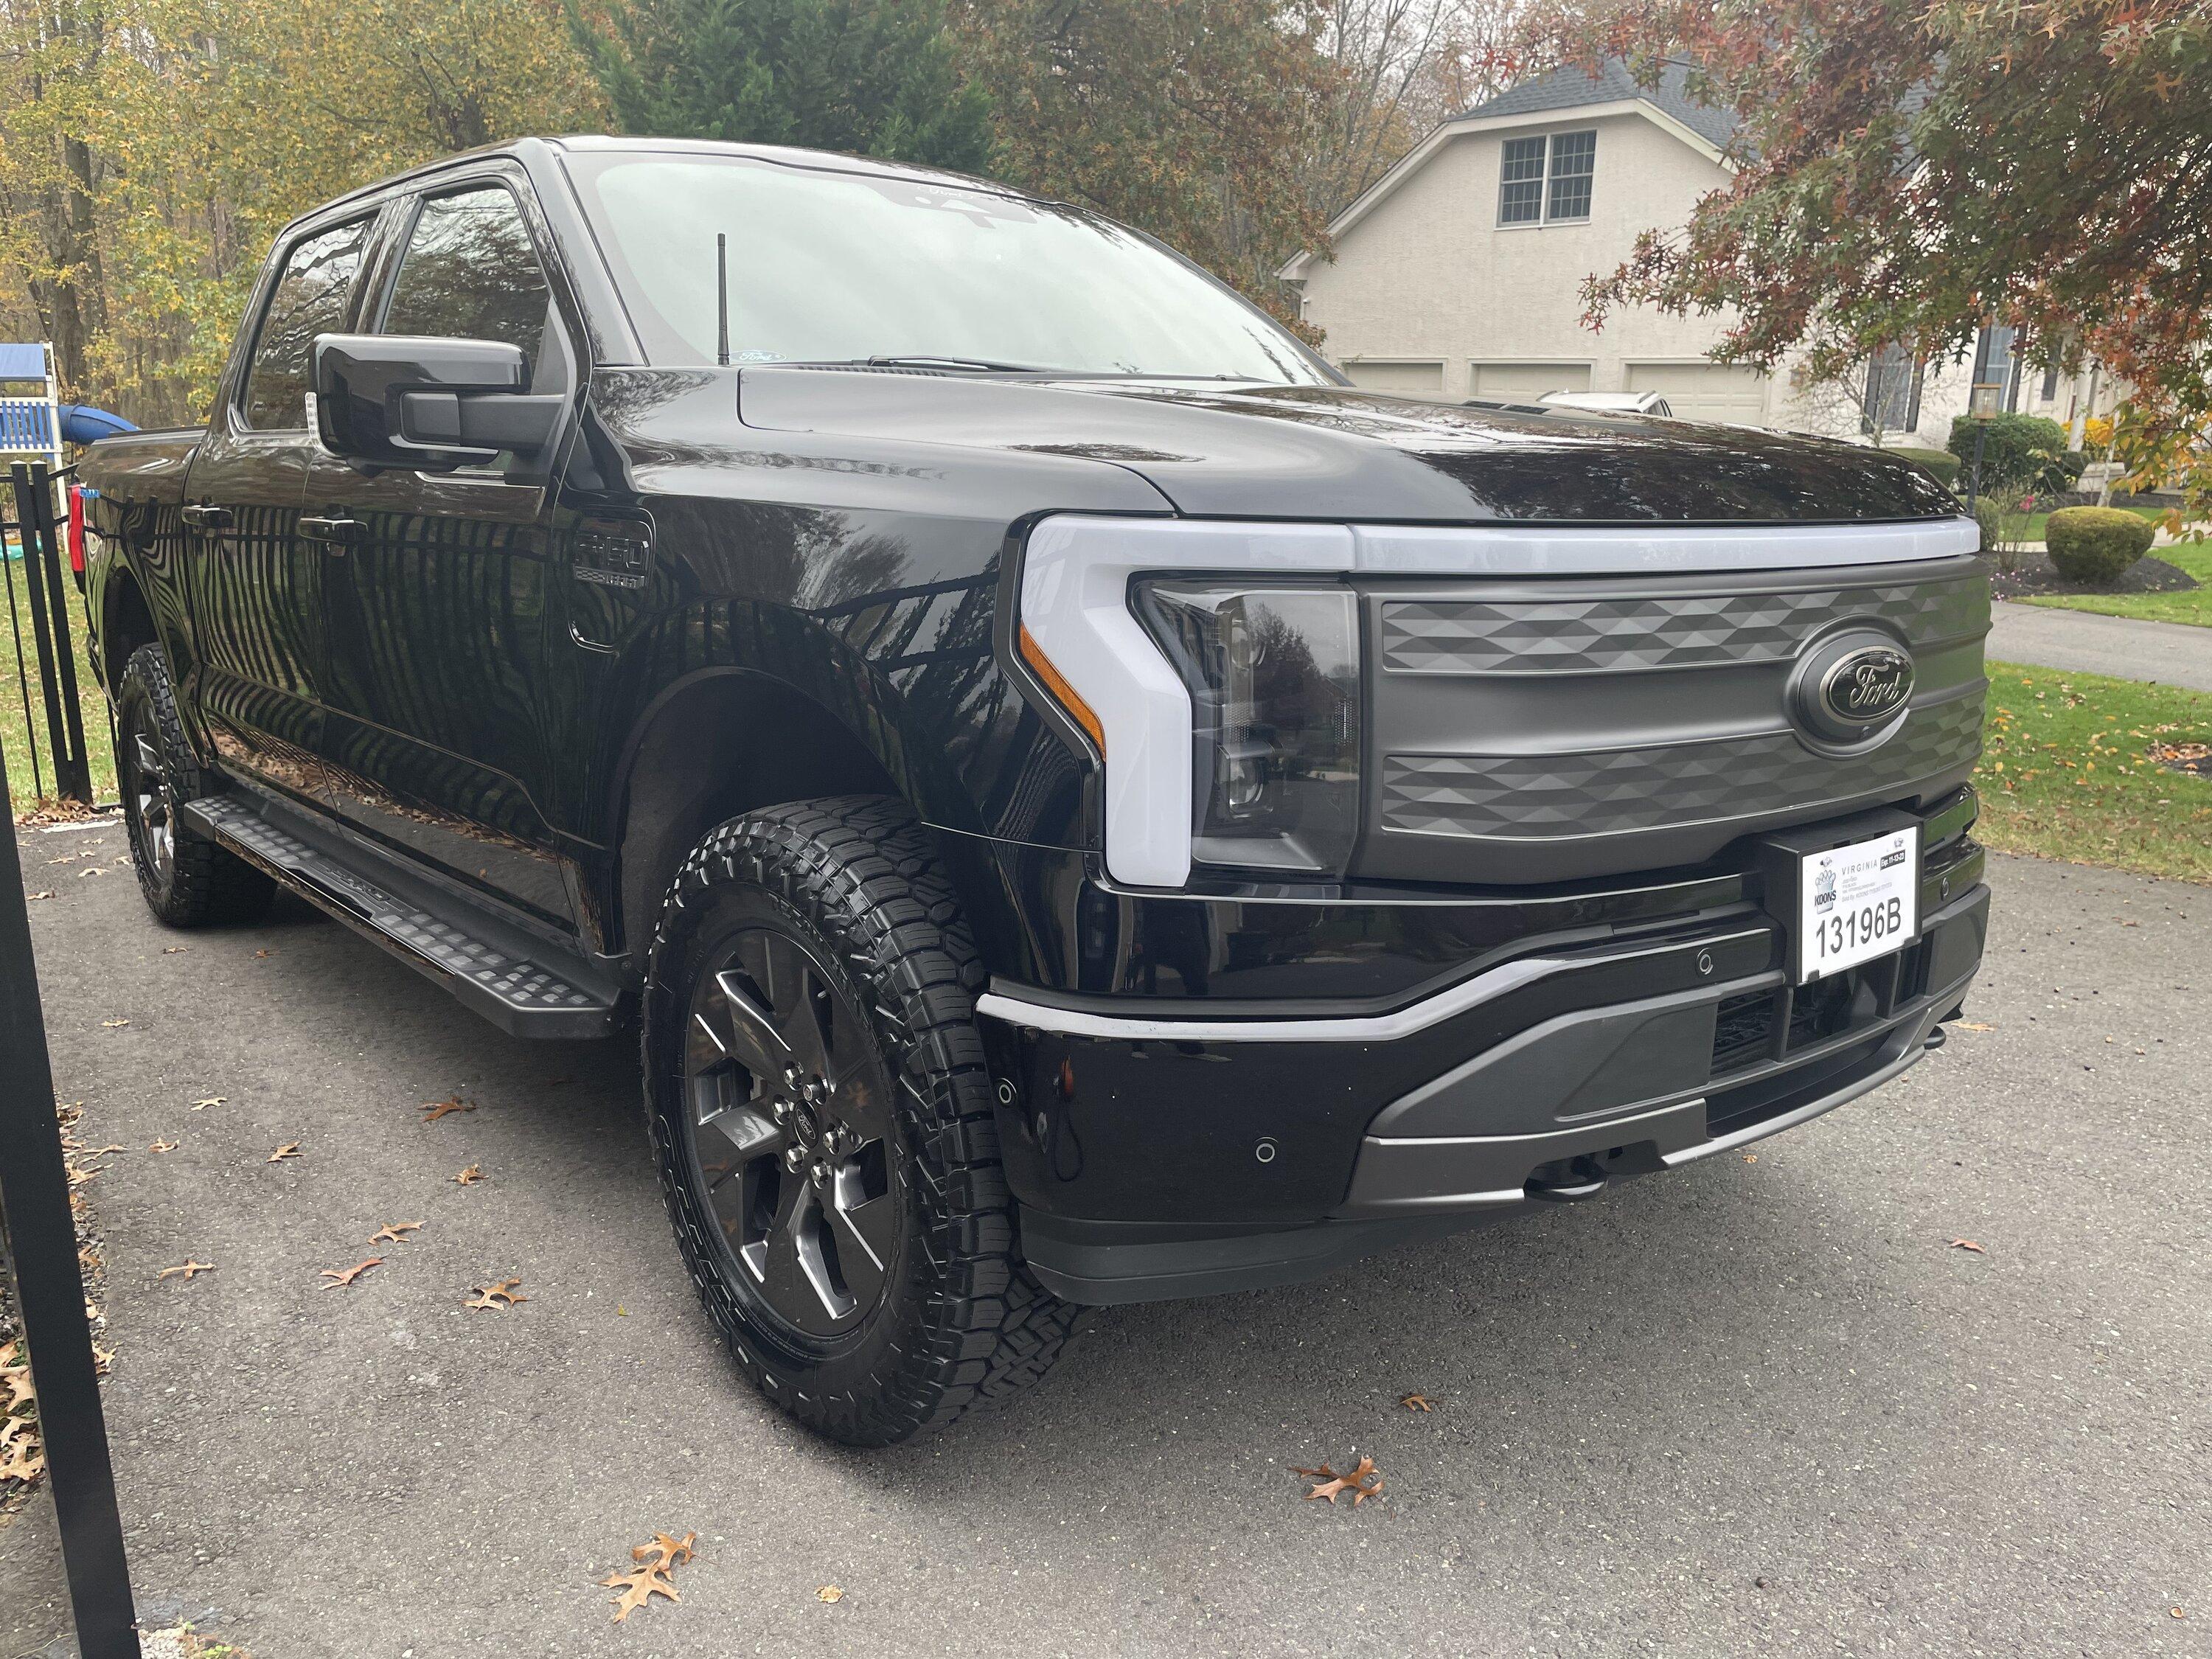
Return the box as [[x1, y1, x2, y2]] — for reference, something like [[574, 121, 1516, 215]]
[[100, 1018, 128, 1029], [191, 1096, 225, 1110], [147, 1138, 178, 1153], [452, 1164, 484, 1185], [1742, 1153, 1758, 1164], [1293, 1455, 1385, 1506], [161, 946, 187, 954], [816, 1585, 844, 1604], [634, 1531, 697, 1571], [369, 1221, 423, 1245], [81, 1144, 126, 1160], [420, 1094, 475, 1124], [319, 1257, 383, 1289], [1399, 1394, 1433, 1412], [1950, 1238, 1986, 1253], [253, 948, 274, 959], [1954, 1022, 1996, 1032], [602, 1564, 680, 1623], [465, 1278, 526, 1310], [266, 1141, 302, 1164], [77, 866, 102, 877], [26, 891, 52, 901], [158, 1261, 213, 1281]]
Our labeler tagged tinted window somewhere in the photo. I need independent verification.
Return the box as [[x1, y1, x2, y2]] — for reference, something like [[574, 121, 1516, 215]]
[[381, 187, 551, 375], [566, 155, 1332, 383], [243, 219, 369, 429]]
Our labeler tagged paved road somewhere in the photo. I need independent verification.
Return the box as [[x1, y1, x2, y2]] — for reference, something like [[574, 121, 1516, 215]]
[[6, 824, 2209, 1658], [1988, 599, 2212, 692]]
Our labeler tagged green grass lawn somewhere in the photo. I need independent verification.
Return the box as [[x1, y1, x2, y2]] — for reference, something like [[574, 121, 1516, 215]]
[[1976, 661, 2212, 884], [2020, 536, 2212, 627], [1, 555, 116, 814]]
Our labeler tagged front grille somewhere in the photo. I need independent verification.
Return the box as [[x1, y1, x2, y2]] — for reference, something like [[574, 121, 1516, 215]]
[[1357, 554, 1990, 884], [1381, 575, 1987, 676], [1381, 690, 1983, 840]]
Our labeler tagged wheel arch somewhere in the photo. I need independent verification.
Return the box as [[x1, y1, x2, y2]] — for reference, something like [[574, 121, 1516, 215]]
[[606, 667, 914, 960], [100, 560, 160, 694]]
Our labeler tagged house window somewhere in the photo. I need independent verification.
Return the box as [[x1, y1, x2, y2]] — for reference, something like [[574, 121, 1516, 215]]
[[1862, 344, 1924, 435], [1499, 131, 1596, 226], [1972, 324, 2022, 412]]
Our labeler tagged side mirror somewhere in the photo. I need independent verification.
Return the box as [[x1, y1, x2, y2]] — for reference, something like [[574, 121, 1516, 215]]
[[313, 334, 563, 470]]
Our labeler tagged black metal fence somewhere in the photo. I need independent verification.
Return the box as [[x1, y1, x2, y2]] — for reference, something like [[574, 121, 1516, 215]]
[[3, 459, 95, 807]]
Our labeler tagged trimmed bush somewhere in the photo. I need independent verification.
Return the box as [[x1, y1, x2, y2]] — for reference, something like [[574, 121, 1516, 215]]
[[1972, 496, 2005, 553], [1947, 412, 2074, 493], [1891, 446, 1961, 487], [2045, 506, 2156, 585]]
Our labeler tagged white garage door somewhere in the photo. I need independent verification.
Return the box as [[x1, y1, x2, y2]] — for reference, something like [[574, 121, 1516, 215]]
[[1342, 359, 1444, 394], [1471, 362, 1592, 400], [1626, 363, 1769, 423]]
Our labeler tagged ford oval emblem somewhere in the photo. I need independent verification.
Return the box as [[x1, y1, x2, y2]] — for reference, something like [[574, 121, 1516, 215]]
[[1818, 645, 1915, 726]]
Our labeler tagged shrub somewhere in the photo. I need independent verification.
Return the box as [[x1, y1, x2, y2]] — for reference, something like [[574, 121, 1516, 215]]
[[1948, 412, 2074, 494], [2045, 506, 2156, 584], [1891, 446, 1961, 487]]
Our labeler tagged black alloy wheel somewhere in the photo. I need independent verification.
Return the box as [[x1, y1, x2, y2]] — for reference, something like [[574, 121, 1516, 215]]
[[681, 925, 900, 1338], [114, 642, 272, 928], [644, 795, 1080, 1445]]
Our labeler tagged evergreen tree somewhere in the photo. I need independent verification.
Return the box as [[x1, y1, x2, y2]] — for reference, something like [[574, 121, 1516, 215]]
[[571, 0, 994, 174]]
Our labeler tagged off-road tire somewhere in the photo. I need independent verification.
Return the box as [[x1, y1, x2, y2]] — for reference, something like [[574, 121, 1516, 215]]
[[114, 642, 274, 928], [642, 795, 1080, 1445]]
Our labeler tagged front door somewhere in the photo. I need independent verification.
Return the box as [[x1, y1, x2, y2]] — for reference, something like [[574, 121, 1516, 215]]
[[180, 215, 374, 806], [306, 180, 580, 929]]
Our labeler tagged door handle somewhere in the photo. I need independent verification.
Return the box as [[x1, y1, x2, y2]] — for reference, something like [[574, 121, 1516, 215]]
[[180, 504, 234, 532], [301, 515, 364, 550]]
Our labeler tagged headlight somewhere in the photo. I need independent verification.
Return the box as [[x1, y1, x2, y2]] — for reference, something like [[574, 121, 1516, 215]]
[[1135, 581, 1361, 876]]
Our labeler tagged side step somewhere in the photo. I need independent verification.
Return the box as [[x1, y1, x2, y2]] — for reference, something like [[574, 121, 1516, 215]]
[[180, 790, 624, 1039]]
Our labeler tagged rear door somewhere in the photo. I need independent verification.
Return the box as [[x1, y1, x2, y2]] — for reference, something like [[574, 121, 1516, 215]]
[[305, 175, 582, 928], [181, 213, 375, 804]]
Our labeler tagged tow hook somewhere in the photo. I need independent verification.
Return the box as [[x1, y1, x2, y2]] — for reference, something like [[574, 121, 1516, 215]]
[[1924, 1026, 1948, 1052], [1525, 1154, 1610, 1204]]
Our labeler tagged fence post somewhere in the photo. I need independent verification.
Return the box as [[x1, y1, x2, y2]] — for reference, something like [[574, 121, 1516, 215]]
[[8, 461, 92, 804], [0, 753, 142, 1655]]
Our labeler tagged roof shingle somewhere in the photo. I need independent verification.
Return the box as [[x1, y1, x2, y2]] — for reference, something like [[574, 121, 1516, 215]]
[[1461, 59, 1740, 152]]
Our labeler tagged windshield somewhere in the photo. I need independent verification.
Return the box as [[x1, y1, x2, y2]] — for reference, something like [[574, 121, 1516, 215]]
[[565, 153, 1334, 384]]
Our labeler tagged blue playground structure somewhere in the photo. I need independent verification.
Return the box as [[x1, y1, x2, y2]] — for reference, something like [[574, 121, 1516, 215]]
[[0, 342, 135, 471]]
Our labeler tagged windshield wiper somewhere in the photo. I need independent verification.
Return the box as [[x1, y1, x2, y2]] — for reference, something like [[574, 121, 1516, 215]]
[[863, 355, 1054, 373]]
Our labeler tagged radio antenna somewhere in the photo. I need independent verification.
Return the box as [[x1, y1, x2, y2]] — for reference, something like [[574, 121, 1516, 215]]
[[715, 232, 731, 366]]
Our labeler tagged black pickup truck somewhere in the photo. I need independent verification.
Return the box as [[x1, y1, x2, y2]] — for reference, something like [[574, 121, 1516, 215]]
[[78, 136, 1990, 1445]]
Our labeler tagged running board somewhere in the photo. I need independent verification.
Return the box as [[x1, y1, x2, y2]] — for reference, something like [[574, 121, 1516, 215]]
[[179, 790, 624, 1039]]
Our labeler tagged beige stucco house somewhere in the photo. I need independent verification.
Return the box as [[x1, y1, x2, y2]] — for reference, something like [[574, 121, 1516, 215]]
[[1281, 62, 2107, 446]]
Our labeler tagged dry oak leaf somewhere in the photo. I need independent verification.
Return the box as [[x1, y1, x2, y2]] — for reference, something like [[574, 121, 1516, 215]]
[[100, 1018, 128, 1028], [158, 1261, 213, 1281], [267, 1141, 302, 1164], [0, 1433, 45, 1485], [1950, 1239, 1986, 1253], [602, 1563, 680, 1623], [27, 891, 52, 901], [1293, 1455, 1385, 1506], [465, 1278, 527, 1310], [190, 1096, 224, 1111], [1954, 1021, 1997, 1032], [816, 1585, 845, 1604], [77, 866, 102, 877], [320, 1257, 382, 1290], [369, 1221, 422, 1245], [634, 1532, 697, 1571], [148, 1139, 178, 1153], [1399, 1394, 1433, 1412], [420, 1094, 475, 1124], [452, 1164, 484, 1185], [161, 946, 187, 954]]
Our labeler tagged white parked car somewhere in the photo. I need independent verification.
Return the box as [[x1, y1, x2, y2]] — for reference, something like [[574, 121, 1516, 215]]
[[1539, 390, 1677, 418]]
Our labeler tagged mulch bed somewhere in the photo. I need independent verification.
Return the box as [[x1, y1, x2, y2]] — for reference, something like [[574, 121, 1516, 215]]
[[2151, 741, 2211, 779], [1985, 552, 2199, 602]]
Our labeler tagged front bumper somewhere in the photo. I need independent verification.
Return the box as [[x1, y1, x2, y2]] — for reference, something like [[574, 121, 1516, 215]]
[[979, 824, 1988, 1304]]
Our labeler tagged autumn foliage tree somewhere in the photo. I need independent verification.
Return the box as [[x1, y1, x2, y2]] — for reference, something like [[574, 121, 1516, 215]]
[[1506, 0, 2212, 521]]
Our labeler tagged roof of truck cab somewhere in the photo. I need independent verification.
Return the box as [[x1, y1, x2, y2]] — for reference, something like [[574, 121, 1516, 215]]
[[296, 136, 1048, 226]]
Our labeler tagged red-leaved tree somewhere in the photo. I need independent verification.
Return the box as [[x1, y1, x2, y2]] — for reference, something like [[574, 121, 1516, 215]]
[[1504, 1, 2211, 523]]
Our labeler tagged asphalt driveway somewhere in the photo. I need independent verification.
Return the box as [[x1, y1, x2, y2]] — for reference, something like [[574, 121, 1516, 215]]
[[6, 824, 2209, 1658]]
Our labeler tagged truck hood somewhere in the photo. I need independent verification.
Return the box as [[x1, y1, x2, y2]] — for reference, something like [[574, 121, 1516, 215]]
[[735, 369, 1959, 524]]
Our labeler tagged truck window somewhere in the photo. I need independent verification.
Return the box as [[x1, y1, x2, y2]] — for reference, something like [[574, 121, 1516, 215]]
[[380, 186, 552, 378], [242, 218, 369, 430]]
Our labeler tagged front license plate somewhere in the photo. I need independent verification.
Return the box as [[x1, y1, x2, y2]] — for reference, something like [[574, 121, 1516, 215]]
[[1798, 827, 1918, 983]]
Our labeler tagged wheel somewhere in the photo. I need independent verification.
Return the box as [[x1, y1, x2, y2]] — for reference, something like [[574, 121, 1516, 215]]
[[642, 795, 1079, 1445], [114, 642, 274, 927]]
